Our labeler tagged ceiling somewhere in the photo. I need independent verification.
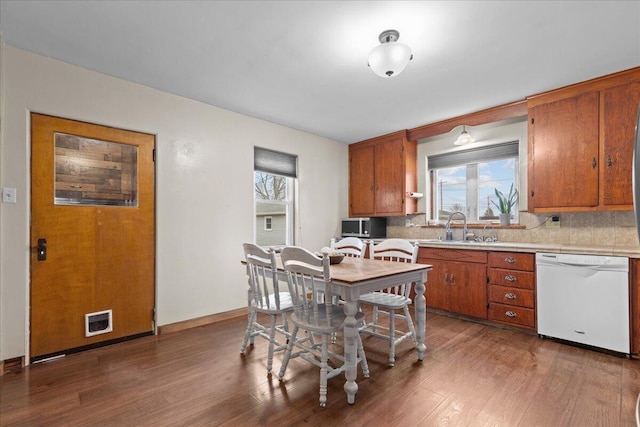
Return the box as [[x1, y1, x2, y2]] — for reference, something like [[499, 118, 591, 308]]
[[1, 1, 639, 144]]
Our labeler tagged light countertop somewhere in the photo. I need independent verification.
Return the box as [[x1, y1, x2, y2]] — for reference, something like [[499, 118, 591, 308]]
[[370, 238, 640, 258]]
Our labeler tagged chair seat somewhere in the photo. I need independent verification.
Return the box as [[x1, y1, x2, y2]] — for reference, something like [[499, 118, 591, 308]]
[[358, 292, 411, 309], [252, 292, 294, 314], [291, 304, 365, 334]]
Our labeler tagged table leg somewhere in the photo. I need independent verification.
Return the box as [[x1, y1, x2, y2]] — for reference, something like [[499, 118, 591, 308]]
[[414, 280, 426, 360], [342, 299, 359, 404]]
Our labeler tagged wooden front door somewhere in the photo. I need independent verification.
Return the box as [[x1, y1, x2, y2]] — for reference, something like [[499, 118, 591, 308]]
[[30, 113, 156, 361]]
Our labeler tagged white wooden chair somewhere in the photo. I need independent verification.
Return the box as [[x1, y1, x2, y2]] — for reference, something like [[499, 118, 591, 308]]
[[330, 237, 366, 258], [241, 243, 293, 375], [277, 246, 369, 407], [328, 237, 365, 342], [358, 238, 419, 366]]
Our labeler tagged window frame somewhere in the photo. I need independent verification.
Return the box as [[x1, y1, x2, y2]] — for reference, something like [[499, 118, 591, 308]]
[[427, 141, 520, 225], [253, 145, 297, 246]]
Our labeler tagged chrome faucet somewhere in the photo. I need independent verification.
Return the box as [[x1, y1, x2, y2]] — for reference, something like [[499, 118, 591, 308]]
[[482, 223, 498, 242], [446, 211, 467, 241]]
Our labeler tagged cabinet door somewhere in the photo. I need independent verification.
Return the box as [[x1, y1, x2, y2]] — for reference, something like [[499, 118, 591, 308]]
[[423, 259, 450, 312], [374, 136, 405, 216], [449, 262, 488, 319], [529, 92, 599, 209], [602, 81, 640, 207], [349, 144, 375, 217]]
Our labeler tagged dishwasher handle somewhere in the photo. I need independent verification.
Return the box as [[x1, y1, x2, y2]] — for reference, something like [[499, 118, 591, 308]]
[[553, 261, 628, 272]]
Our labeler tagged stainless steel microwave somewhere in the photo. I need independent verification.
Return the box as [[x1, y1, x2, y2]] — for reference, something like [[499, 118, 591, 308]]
[[341, 217, 386, 238]]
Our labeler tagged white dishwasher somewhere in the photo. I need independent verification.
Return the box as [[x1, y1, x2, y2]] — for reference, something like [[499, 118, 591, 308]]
[[536, 252, 630, 354]]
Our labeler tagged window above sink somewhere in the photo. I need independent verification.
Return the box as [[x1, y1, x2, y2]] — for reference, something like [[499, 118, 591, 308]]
[[417, 116, 528, 226]]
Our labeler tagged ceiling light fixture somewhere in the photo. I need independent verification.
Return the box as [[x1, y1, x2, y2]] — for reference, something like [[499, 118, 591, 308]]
[[368, 29, 413, 78], [454, 126, 475, 146]]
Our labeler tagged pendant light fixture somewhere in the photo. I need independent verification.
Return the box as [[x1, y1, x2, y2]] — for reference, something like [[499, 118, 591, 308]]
[[454, 126, 475, 146], [368, 29, 413, 78]]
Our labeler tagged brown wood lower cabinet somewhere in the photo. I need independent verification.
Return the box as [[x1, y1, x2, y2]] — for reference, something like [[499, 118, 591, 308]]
[[418, 248, 537, 331], [488, 252, 536, 331], [419, 248, 487, 320]]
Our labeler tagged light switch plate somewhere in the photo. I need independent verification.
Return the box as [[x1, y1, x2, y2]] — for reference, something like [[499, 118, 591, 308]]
[[2, 187, 17, 203]]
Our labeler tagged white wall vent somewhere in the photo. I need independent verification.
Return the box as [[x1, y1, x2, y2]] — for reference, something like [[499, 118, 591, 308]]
[[85, 309, 113, 337]]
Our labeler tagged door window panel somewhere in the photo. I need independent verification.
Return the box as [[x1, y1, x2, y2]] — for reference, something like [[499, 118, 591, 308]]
[[54, 133, 138, 206]]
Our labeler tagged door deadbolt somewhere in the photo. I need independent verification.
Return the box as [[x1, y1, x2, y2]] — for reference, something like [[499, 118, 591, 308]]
[[37, 238, 47, 261]]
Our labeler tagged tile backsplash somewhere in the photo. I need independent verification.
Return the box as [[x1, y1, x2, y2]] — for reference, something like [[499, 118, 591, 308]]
[[387, 211, 640, 247]]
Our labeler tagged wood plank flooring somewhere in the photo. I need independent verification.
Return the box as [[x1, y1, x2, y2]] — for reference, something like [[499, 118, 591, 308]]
[[2, 311, 640, 426]]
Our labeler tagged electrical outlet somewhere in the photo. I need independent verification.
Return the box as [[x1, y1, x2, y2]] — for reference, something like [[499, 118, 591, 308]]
[[546, 215, 560, 229], [405, 219, 411, 227]]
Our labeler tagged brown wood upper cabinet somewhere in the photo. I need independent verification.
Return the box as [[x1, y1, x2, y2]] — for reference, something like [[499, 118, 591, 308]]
[[349, 130, 417, 217], [527, 68, 640, 212]]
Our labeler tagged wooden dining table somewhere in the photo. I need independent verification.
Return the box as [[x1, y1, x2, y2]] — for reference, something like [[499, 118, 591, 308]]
[[275, 255, 432, 405]]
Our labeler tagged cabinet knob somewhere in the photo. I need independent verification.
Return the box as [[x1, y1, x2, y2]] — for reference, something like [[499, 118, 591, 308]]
[[606, 154, 612, 168], [505, 311, 518, 318], [505, 292, 517, 299], [505, 275, 517, 282], [504, 257, 516, 263], [592, 157, 597, 169]]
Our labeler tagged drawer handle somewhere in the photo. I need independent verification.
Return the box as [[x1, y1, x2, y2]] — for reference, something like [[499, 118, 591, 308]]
[[504, 257, 516, 263], [504, 292, 517, 299], [505, 275, 517, 282], [505, 311, 518, 318]]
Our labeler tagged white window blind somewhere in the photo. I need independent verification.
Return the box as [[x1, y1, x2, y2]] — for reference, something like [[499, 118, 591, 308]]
[[254, 147, 298, 178], [428, 141, 519, 170]]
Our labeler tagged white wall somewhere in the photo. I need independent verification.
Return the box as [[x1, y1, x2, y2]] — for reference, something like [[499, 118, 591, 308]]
[[0, 45, 349, 360]]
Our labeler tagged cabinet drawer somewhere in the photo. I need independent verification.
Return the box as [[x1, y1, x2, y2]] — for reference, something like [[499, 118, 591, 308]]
[[488, 268, 534, 289], [488, 252, 534, 271], [418, 248, 487, 263], [489, 285, 535, 308], [489, 303, 535, 328]]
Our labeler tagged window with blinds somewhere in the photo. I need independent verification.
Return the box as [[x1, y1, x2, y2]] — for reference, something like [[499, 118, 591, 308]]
[[428, 141, 519, 223], [254, 147, 297, 246]]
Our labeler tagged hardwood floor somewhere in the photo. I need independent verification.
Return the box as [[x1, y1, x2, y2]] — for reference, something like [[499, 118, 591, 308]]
[[2, 311, 640, 426]]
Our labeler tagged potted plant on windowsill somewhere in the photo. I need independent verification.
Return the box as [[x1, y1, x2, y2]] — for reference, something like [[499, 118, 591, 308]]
[[492, 184, 518, 226]]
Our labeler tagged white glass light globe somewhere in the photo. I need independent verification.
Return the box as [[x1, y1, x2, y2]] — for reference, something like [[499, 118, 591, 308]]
[[368, 42, 412, 78]]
